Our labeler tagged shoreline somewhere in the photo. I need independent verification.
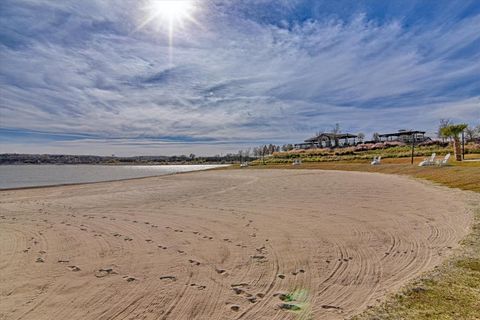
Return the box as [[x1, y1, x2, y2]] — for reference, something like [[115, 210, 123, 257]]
[[0, 164, 229, 191]]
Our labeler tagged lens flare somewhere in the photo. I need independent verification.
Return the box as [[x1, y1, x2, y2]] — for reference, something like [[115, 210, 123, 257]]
[[137, 0, 199, 64]]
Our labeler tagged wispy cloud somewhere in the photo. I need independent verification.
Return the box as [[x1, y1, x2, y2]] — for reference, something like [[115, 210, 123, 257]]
[[1, 0, 479, 155]]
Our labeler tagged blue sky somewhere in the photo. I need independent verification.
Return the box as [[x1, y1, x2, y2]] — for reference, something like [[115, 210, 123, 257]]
[[1, 0, 479, 156]]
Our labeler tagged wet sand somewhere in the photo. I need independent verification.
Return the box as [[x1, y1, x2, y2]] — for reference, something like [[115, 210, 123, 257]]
[[0, 169, 478, 320]]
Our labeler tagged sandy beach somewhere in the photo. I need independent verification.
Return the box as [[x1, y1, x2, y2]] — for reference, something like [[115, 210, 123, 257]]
[[0, 169, 478, 320]]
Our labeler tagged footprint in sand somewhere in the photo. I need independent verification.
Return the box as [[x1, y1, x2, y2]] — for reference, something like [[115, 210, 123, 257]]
[[321, 305, 342, 310], [291, 269, 305, 276], [279, 303, 301, 311], [230, 305, 240, 312], [256, 246, 266, 253], [190, 283, 206, 290], [246, 295, 257, 303], [68, 265, 81, 272], [232, 287, 245, 295], [95, 268, 118, 278], [160, 275, 177, 281], [188, 259, 201, 266], [124, 276, 137, 282], [252, 255, 267, 262], [215, 268, 226, 274], [158, 245, 168, 250], [36, 257, 45, 263], [231, 283, 249, 295]]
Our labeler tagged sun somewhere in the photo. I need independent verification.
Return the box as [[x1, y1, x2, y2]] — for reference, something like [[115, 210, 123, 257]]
[[149, 0, 195, 23], [137, 0, 199, 64], [140, 0, 197, 31]]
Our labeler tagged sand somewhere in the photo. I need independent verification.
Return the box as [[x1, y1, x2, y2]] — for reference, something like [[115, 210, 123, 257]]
[[0, 169, 478, 320]]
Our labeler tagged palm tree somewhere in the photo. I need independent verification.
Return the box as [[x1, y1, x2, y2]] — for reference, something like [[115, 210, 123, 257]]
[[440, 124, 467, 161]]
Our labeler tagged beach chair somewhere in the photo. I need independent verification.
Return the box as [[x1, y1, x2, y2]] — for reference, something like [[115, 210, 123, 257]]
[[436, 153, 451, 166], [371, 156, 381, 165], [418, 153, 436, 166], [292, 159, 302, 166]]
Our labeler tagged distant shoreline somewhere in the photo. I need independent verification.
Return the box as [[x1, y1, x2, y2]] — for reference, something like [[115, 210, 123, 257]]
[[0, 164, 229, 190]]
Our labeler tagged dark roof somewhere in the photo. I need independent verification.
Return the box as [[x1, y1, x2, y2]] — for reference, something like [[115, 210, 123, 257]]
[[379, 130, 426, 138], [305, 133, 358, 142]]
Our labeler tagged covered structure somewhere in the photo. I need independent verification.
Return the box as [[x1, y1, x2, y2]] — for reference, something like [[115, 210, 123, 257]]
[[378, 130, 429, 144], [295, 133, 358, 149]]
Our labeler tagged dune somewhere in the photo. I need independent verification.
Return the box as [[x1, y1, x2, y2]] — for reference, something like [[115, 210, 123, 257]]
[[0, 169, 478, 320]]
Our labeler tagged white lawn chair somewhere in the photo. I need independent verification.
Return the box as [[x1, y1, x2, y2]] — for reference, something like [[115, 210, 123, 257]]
[[292, 159, 302, 166], [371, 156, 381, 165], [436, 153, 451, 166], [418, 153, 436, 167]]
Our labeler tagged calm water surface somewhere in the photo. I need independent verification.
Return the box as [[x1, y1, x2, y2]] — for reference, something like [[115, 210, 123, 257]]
[[0, 164, 228, 189]]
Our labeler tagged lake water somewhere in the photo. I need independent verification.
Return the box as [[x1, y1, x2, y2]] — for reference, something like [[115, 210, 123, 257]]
[[0, 164, 229, 189]]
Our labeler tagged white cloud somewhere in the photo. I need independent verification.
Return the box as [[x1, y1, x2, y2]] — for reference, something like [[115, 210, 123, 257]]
[[0, 0, 479, 154]]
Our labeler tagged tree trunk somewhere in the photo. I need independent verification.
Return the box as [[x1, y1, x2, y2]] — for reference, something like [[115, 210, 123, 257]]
[[453, 137, 462, 161]]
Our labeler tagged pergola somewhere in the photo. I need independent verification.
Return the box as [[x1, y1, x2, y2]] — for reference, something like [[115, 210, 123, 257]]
[[378, 130, 427, 143], [301, 133, 358, 149]]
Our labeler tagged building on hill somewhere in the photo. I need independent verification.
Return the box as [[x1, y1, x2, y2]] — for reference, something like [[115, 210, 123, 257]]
[[295, 133, 358, 149], [378, 130, 430, 144]]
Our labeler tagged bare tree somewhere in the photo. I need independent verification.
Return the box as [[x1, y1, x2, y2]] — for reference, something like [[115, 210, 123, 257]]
[[437, 119, 452, 142], [372, 132, 380, 142], [357, 133, 365, 143], [465, 125, 479, 142], [237, 150, 244, 162], [244, 148, 251, 159], [332, 123, 341, 147]]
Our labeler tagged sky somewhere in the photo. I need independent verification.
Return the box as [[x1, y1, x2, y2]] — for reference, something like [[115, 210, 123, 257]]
[[1, 0, 479, 156]]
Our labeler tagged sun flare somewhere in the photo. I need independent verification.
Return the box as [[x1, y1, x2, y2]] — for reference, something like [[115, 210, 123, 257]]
[[137, 0, 199, 64], [144, 0, 196, 27]]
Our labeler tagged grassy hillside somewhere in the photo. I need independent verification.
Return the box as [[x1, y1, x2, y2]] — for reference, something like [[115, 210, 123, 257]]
[[256, 142, 480, 164]]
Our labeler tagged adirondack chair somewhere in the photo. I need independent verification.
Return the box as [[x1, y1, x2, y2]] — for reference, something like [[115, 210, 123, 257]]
[[418, 153, 436, 166], [371, 156, 381, 165], [292, 159, 302, 166], [436, 153, 451, 166]]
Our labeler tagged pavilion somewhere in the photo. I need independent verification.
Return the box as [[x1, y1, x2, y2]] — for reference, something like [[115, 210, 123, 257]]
[[295, 133, 358, 149], [378, 130, 429, 144]]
